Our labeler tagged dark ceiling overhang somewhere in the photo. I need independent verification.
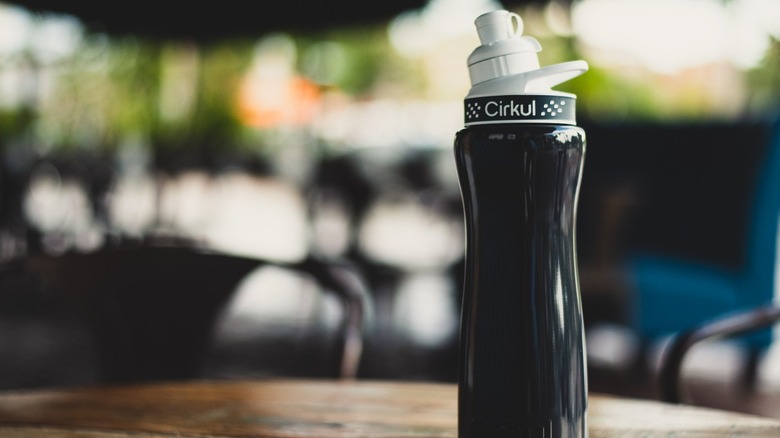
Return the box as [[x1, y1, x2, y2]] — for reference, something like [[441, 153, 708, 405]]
[[7, 0, 438, 41], [4, 0, 547, 42]]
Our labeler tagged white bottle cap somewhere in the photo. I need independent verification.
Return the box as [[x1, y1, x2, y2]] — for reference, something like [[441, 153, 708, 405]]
[[467, 10, 588, 97], [464, 10, 588, 126]]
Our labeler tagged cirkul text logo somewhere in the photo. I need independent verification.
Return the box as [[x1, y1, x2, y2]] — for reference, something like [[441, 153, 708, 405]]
[[486, 100, 536, 117], [466, 98, 567, 120]]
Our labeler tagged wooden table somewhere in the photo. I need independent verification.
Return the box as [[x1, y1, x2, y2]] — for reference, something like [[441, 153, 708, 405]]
[[0, 379, 778, 437]]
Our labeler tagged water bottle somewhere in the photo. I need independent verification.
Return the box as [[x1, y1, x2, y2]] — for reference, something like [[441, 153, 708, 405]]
[[455, 10, 589, 438]]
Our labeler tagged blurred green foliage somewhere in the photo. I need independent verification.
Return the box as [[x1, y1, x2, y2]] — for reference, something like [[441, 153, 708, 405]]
[[1, 5, 779, 159]]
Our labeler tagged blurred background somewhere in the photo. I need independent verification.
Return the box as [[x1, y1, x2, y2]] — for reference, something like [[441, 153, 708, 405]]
[[0, 0, 780, 418]]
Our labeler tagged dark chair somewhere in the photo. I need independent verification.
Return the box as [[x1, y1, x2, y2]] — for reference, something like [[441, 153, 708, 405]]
[[3, 244, 368, 385], [659, 304, 780, 404]]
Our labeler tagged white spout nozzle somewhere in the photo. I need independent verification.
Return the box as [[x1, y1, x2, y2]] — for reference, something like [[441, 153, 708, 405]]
[[475, 10, 523, 45]]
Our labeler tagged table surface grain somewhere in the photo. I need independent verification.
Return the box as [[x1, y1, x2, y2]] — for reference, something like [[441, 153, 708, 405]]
[[0, 379, 778, 437]]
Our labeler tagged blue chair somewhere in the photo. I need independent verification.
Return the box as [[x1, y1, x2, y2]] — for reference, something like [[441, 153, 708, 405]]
[[628, 114, 780, 385]]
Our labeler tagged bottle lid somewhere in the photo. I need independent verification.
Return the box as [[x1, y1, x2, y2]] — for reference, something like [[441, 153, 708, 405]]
[[464, 10, 588, 126]]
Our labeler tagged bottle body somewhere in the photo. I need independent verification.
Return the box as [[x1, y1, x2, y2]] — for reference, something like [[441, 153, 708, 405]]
[[455, 124, 588, 438]]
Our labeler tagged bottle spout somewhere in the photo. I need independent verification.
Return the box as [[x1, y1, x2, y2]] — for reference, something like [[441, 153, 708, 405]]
[[524, 61, 589, 92]]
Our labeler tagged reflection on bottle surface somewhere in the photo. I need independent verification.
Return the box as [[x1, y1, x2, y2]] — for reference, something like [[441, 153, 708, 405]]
[[455, 124, 587, 438]]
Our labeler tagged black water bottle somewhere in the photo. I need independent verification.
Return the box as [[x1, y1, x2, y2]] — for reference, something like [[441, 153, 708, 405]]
[[455, 10, 589, 438]]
